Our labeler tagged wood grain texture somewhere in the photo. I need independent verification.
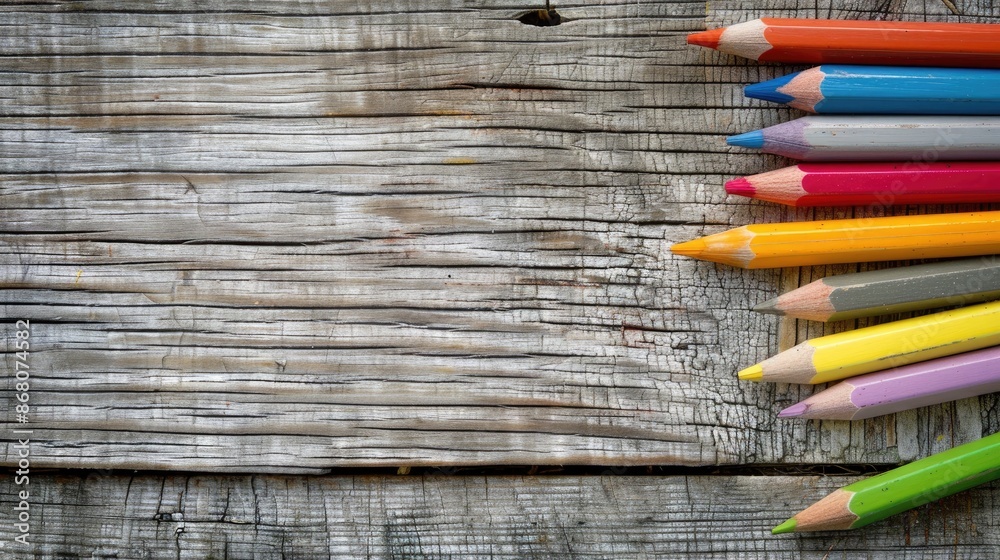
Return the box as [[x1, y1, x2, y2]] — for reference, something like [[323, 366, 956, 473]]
[[1, 472, 998, 559], [3, 1, 1000, 557], [1, 0, 999, 474]]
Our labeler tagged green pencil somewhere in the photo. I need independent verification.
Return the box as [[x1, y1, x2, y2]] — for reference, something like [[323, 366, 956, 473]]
[[773, 431, 1000, 533]]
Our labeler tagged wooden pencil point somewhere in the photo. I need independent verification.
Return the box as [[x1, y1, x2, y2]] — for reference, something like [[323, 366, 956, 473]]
[[670, 227, 756, 268], [771, 518, 797, 534], [730, 165, 808, 206], [687, 28, 722, 48], [777, 402, 808, 418], [724, 177, 755, 197], [726, 130, 765, 149], [752, 297, 783, 316], [670, 238, 706, 257], [744, 72, 796, 105], [738, 364, 763, 381], [787, 489, 858, 532], [778, 66, 824, 113], [755, 342, 817, 384], [756, 279, 836, 322]]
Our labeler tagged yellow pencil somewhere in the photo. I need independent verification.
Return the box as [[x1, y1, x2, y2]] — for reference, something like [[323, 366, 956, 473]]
[[671, 210, 1000, 269], [739, 300, 1000, 384]]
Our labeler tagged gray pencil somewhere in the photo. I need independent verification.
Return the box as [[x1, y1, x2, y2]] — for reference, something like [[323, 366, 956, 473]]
[[727, 116, 1000, 161], [754, 257, 1000, 322]]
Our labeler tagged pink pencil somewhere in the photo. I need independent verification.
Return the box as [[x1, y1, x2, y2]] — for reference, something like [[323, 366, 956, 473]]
[[779, 346, 1000, 420], [725, 162, 1000, 207]]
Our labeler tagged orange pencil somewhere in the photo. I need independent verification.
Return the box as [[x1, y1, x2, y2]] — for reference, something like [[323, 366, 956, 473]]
[[671, 210, 1000, 269], [688, 19, 1000, 67]]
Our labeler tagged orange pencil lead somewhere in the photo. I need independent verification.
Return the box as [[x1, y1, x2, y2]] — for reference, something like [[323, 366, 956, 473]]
[[687, 28, 723, 49]]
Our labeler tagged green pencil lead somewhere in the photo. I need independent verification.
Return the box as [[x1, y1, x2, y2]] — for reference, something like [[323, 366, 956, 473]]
[[772, 518, 797, 535]]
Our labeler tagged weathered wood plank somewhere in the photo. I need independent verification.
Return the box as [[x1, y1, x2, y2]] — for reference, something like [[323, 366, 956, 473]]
[[1, 472, 998, 559], [3, 0, 1000, 472]]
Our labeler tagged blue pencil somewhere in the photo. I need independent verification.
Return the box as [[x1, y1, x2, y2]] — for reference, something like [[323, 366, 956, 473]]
[[745, 65, 1000, 115]]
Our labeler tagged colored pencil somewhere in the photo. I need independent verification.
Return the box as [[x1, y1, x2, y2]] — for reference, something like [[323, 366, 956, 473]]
[[773, 430, 1000, 533], [738, 299, 1000, 385], [778, 346, 1000, 420], [744, 65, 1000, 115], [753, 257, 1000, 322], [726, 116, 1000, 161], [725, 162, 1000, 207], [687, 18, 1000, 68], [670, 210, 1000, 270]]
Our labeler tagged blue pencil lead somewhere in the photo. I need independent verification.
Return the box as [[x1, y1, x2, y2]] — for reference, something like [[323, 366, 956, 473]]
[[744, 72, 798, 104], [726, 130, 765, 149]]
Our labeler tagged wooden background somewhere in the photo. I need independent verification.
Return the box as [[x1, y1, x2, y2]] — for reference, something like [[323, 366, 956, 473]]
[[2, 0, 999, 557]]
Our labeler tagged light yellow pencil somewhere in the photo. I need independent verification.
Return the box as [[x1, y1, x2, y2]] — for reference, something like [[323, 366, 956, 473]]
[[739, 300, 1000, 384]]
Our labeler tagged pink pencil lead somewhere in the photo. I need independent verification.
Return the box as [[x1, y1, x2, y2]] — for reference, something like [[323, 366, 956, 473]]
[[724, 177, 756, 197], [778, 402, 809, 418]]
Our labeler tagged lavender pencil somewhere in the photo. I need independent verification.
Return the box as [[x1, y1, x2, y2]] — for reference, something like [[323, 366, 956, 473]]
[[779, 346, 1000, 420]]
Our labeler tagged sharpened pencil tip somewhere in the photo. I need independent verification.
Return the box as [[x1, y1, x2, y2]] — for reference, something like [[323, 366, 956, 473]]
[[726, 130, 765, 149], [752, 297, 783, 316], [687, 28, 723, 49], [738, 364, 763, 381], [744, 75, 797, 105], [778, 403, 809, 418], [772, 518, 797, 535], [725, 177, 755, 197], [670, 238, 706, 258]]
